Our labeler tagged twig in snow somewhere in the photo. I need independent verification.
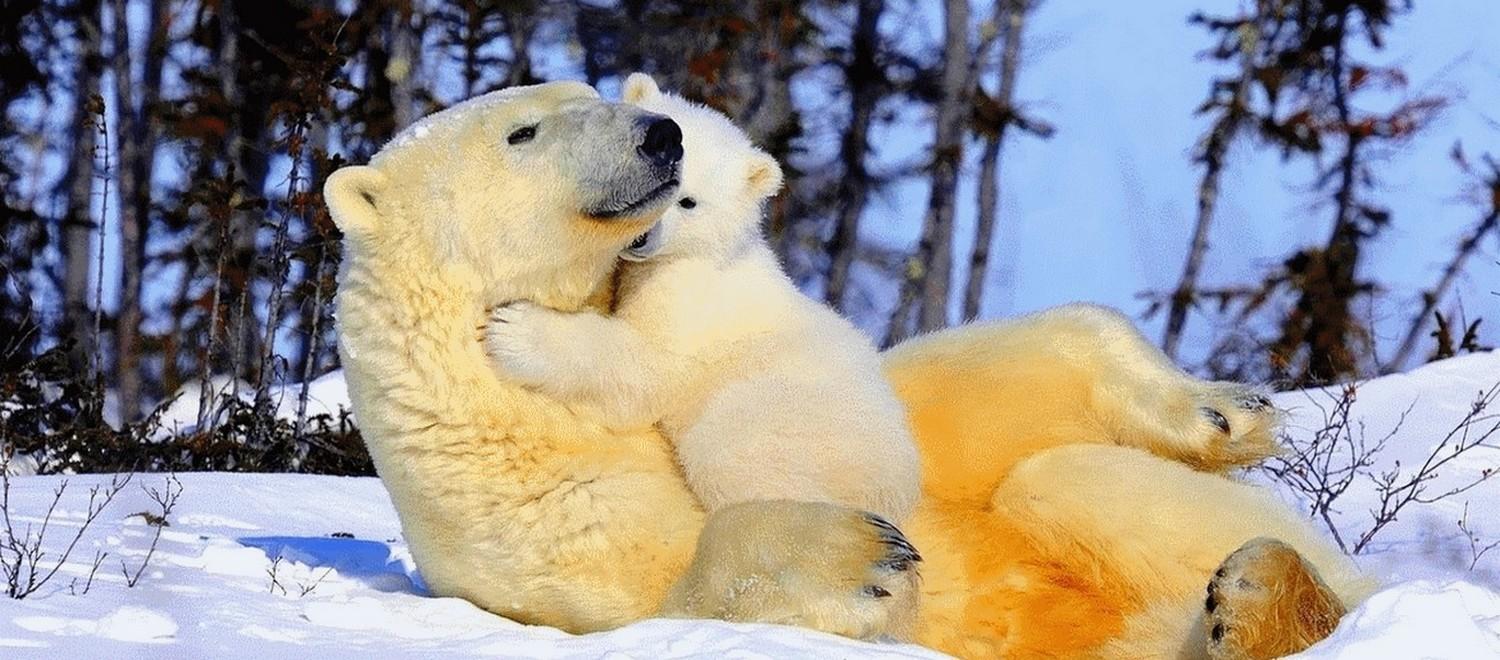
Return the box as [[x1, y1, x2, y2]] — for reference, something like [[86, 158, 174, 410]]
[[69, 549, 109, 596], [120, 473, 182, 587], [1457, 501, 1500, 571], [267, 555, 287, 596]]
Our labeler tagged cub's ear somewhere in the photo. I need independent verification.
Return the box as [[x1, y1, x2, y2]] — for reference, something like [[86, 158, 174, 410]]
[[746, 150, 785, 200], [622, 72, 662, 104], [324, 166, 390, 239]]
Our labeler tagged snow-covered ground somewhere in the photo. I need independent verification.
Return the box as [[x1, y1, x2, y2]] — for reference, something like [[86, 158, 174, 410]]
[[3, 353, 1499, 658]]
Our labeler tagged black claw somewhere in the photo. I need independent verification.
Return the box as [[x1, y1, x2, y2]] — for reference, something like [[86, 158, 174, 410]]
[[864, 512, 901, 534], [865, 513, 922, 571], [1205, 592, 1218, 613], [1210, 623, 1226, 643], [1202, 407, 1231, 434], [863, 585, 892, 598]]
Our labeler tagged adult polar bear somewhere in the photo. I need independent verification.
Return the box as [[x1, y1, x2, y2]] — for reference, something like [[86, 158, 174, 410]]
[[328, 81, 1368, 658]]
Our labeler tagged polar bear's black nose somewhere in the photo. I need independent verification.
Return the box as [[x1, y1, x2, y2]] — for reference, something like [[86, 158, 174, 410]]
[[639, 117, 683, 168]]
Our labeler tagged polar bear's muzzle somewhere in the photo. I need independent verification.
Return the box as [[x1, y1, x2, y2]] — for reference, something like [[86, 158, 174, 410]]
[[578, 114, 684, 222]]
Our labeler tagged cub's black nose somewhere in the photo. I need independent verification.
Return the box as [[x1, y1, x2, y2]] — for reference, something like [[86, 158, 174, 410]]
[[638, 116, 683, 167]]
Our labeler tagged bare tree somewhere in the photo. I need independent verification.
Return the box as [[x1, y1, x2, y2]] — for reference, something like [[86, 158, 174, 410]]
[[823, 0, 885, 311], [1160, 10, 1264, 358], [387, 4, 423, 131], [962, 0, 1046, 322], [887, 0, 972, 343], [61, 0, 104, 367], [109, 0, 168, 421], [504, 2, 538, 87]]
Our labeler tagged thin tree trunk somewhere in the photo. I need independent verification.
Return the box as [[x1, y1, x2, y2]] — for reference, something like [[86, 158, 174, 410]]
[[109, 0, 140, 420], [1161, 19, 1257, 359], [388, 7, 420, 130], [217, 0, 268, 390], [505, 7, 535, 87], [1162, 145, 1227, 358], [889, 0, 971, 342], [62, 0, 103, 367], [965, 136, 1001, 321], [961, 0, 1029, 322], [824, 0, 884, 311], [1386, 207, 1499, 372], [110, 0, 166, 420], [462, 3, 481, 97]]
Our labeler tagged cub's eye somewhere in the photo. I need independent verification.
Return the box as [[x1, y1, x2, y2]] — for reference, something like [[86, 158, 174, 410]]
[[507, 125, 538, 145], [678, 197, 697, 209]]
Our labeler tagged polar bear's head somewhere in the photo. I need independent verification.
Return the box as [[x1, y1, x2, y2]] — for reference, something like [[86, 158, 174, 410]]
[[617, 74, 783, 263], [325, 81, 683, 307]]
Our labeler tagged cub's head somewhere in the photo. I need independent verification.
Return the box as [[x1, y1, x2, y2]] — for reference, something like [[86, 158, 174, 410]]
[[325, 81, 683, 308], [617, 73, 783, 263]]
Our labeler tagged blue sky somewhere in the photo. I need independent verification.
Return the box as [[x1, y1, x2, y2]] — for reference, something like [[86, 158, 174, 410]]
[[855, 0, 1500, 371]]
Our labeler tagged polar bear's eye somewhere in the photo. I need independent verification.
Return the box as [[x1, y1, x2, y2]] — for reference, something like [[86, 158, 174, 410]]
[[678, 197, 697, 210], [507, 125, 538, 145]]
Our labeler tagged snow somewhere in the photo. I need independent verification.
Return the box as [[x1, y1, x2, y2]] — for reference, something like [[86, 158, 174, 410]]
[[0, 473, 943, 658], [3, 353, 1499, 657], [1290, 581, 1500, 659]]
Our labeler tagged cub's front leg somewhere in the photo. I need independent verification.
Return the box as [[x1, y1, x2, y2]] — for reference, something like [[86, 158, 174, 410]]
[[481, 301, 667, 425]]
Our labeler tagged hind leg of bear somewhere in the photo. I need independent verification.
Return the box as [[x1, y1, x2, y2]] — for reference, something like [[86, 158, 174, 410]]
[[989, 445, 1367, 658], [884, 303, 1282, 489], [1203, 538, 1347, 660], [1025, 304, 1284, 471]]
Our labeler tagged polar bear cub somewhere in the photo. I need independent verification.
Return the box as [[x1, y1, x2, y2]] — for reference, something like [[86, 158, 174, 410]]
[[482, 74, 921, 523]]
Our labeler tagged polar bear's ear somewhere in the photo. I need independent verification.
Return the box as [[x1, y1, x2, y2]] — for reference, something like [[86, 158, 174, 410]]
[[622, 73, 662, 104], [324, 166, 390, 239], [746, 150, 784, 199]]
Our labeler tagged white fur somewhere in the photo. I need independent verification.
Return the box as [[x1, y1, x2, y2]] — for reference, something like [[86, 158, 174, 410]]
[[484, 75, 920, 523]]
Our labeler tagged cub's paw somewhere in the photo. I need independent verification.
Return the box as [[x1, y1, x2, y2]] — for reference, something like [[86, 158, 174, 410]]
[[661, 501, 920, 641], [1205, 538, 1345, 660], [481, 301, 564, 387], [1189, 383, 1283, 470]]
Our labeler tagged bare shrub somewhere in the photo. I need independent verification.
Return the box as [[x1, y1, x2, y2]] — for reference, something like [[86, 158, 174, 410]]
[[2, 345, 371, 476], [1265, 381, 1500, 554], [1, 455, 132, 599], [120, 473, 183, 587]]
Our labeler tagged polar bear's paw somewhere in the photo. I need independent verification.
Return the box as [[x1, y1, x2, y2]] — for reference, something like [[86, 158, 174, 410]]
[[660, 501, 920, 642], [1204, 537, 1345, 660], [482, 301, 568, 388], [1185, 382, 1282, 471]]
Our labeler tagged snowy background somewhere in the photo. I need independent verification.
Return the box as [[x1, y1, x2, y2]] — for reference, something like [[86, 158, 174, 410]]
[[4, 352, 1500, 658]]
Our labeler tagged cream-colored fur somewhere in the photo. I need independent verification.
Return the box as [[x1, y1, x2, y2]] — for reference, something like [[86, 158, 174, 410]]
[[328, 82, 709, 631], [329, 79, 1369, 657], [482, 74, 920, 523]]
